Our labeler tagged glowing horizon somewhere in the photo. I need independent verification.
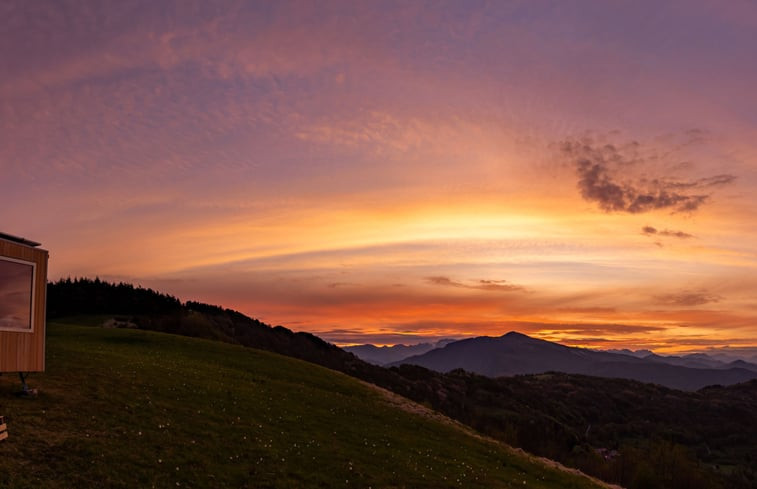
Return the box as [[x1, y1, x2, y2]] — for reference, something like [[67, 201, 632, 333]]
[[3, 1, 757, 353]]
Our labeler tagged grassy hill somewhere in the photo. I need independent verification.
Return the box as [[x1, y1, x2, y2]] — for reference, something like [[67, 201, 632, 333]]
[[43, 280, 757, 488], [0, 321, 610, 489]]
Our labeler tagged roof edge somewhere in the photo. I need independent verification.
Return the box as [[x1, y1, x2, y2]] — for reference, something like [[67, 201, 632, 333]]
[[0, 232, 41, 247]]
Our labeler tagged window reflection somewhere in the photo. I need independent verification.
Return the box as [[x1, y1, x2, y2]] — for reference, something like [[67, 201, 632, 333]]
[[0, 257, 34, 331]]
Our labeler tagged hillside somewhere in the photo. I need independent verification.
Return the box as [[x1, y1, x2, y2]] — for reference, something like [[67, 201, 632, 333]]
[[47, 278, 372, 374], [0, 321, 610, 489], [391, 332, 757, 390], [391, 367, 757, 488], [44, 279, 757, 488]]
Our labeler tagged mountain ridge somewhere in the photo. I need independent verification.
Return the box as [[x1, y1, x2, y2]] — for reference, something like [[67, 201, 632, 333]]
[[389, 332, 757, 390], [343, 338, 456, 365]]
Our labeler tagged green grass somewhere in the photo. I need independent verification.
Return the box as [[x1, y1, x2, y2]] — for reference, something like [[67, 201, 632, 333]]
[[0, 322, 609, 488]]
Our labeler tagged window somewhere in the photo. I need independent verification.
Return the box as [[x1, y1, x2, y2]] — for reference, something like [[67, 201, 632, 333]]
[[0, 256, 36, 332]]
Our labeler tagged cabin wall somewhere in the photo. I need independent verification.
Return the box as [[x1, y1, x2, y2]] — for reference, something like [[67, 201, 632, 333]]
[[0, 239, 48, 372]]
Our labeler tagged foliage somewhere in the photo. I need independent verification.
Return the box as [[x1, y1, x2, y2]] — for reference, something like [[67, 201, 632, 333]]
[[388, 370, 757, 489], [47, 277, 182, 317]]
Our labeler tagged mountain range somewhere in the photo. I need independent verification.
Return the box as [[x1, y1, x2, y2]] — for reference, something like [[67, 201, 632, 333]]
[[343, 339, 456, 365], [376, 332, 757, 391], [607, 347, 757, 366]]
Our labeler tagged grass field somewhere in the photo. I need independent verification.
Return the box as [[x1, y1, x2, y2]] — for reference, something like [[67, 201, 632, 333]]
[[0, 321, 610, 488]]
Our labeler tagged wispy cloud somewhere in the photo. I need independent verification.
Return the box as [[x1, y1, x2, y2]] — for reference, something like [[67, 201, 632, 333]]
[[425, 276, 524, 292], [641, 226, 693, 239], [654, 290, 722, 307], [558, 136, 736, 213]]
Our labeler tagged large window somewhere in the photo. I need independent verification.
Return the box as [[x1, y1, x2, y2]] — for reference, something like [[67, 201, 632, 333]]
[[0, 256, 35, 332]]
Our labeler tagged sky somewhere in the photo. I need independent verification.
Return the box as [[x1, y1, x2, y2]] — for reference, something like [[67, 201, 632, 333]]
[[2, 0, 757, 352]]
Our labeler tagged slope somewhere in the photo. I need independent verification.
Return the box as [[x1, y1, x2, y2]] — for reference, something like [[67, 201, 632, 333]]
[[0, 322, 611, 489]]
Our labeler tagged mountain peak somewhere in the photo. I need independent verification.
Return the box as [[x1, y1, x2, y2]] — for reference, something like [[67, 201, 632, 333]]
[[501, 331, 531, 339]]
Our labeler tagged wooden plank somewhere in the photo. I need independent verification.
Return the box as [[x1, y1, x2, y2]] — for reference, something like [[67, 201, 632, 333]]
[[0, 431, 8, 441]]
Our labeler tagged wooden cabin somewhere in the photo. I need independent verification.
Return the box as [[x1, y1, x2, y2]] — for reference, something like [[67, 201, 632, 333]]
[[0, 232, 48, 372]]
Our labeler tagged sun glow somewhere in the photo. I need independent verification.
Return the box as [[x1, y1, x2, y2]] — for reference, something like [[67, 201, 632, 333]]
[[6, 0, 757, 353]]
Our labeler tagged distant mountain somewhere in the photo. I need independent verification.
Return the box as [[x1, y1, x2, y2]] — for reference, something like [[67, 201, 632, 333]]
[[345, 339, 456, 365], [641, 352, 757, 372], [605, 348, 654, 358], [604, 348, 757, 371], [698, 348, 757, 364], [392, 331, 757, 390]]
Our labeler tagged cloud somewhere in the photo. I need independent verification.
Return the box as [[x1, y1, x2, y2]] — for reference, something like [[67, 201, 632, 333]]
[[426, 276, 462, 287], [556, 306, 618, 314], [690, 174, 737, 187], [523, 322, 666, 335], [559, 137, 736, 213], [327, 282, 358, 288], [318, 320, 666, 346], [425, 276, 524, 292], [641, 226, 693, 239], [654, 290, 722, 306], [477, 279, 524, 291], [315, 327, 463, 346]]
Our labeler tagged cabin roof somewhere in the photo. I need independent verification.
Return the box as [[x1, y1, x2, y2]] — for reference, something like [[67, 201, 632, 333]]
[[0, 232, 41, 247]]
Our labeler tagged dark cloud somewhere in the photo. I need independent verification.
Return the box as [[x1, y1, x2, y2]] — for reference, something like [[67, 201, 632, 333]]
[[426, 276, 524, 292], [659, 230, 693, 239], [641, 226, 693, 239], [327, 282, 357, 288], [556, 306, 618, 314], [699, 174, 737, 186], [477, 279, 525, 291], [559, 137, 736, 214], [654, 290, 722, 306], [426, 276, 461, 287], [683, 174, 737, 188]]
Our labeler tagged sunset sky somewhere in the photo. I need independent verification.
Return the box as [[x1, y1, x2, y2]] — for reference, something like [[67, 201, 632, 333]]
[[3, 1, 757, 352]]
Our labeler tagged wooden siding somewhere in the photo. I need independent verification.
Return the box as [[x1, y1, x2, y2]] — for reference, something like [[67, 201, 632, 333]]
[[0, 238, 48, 372]]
